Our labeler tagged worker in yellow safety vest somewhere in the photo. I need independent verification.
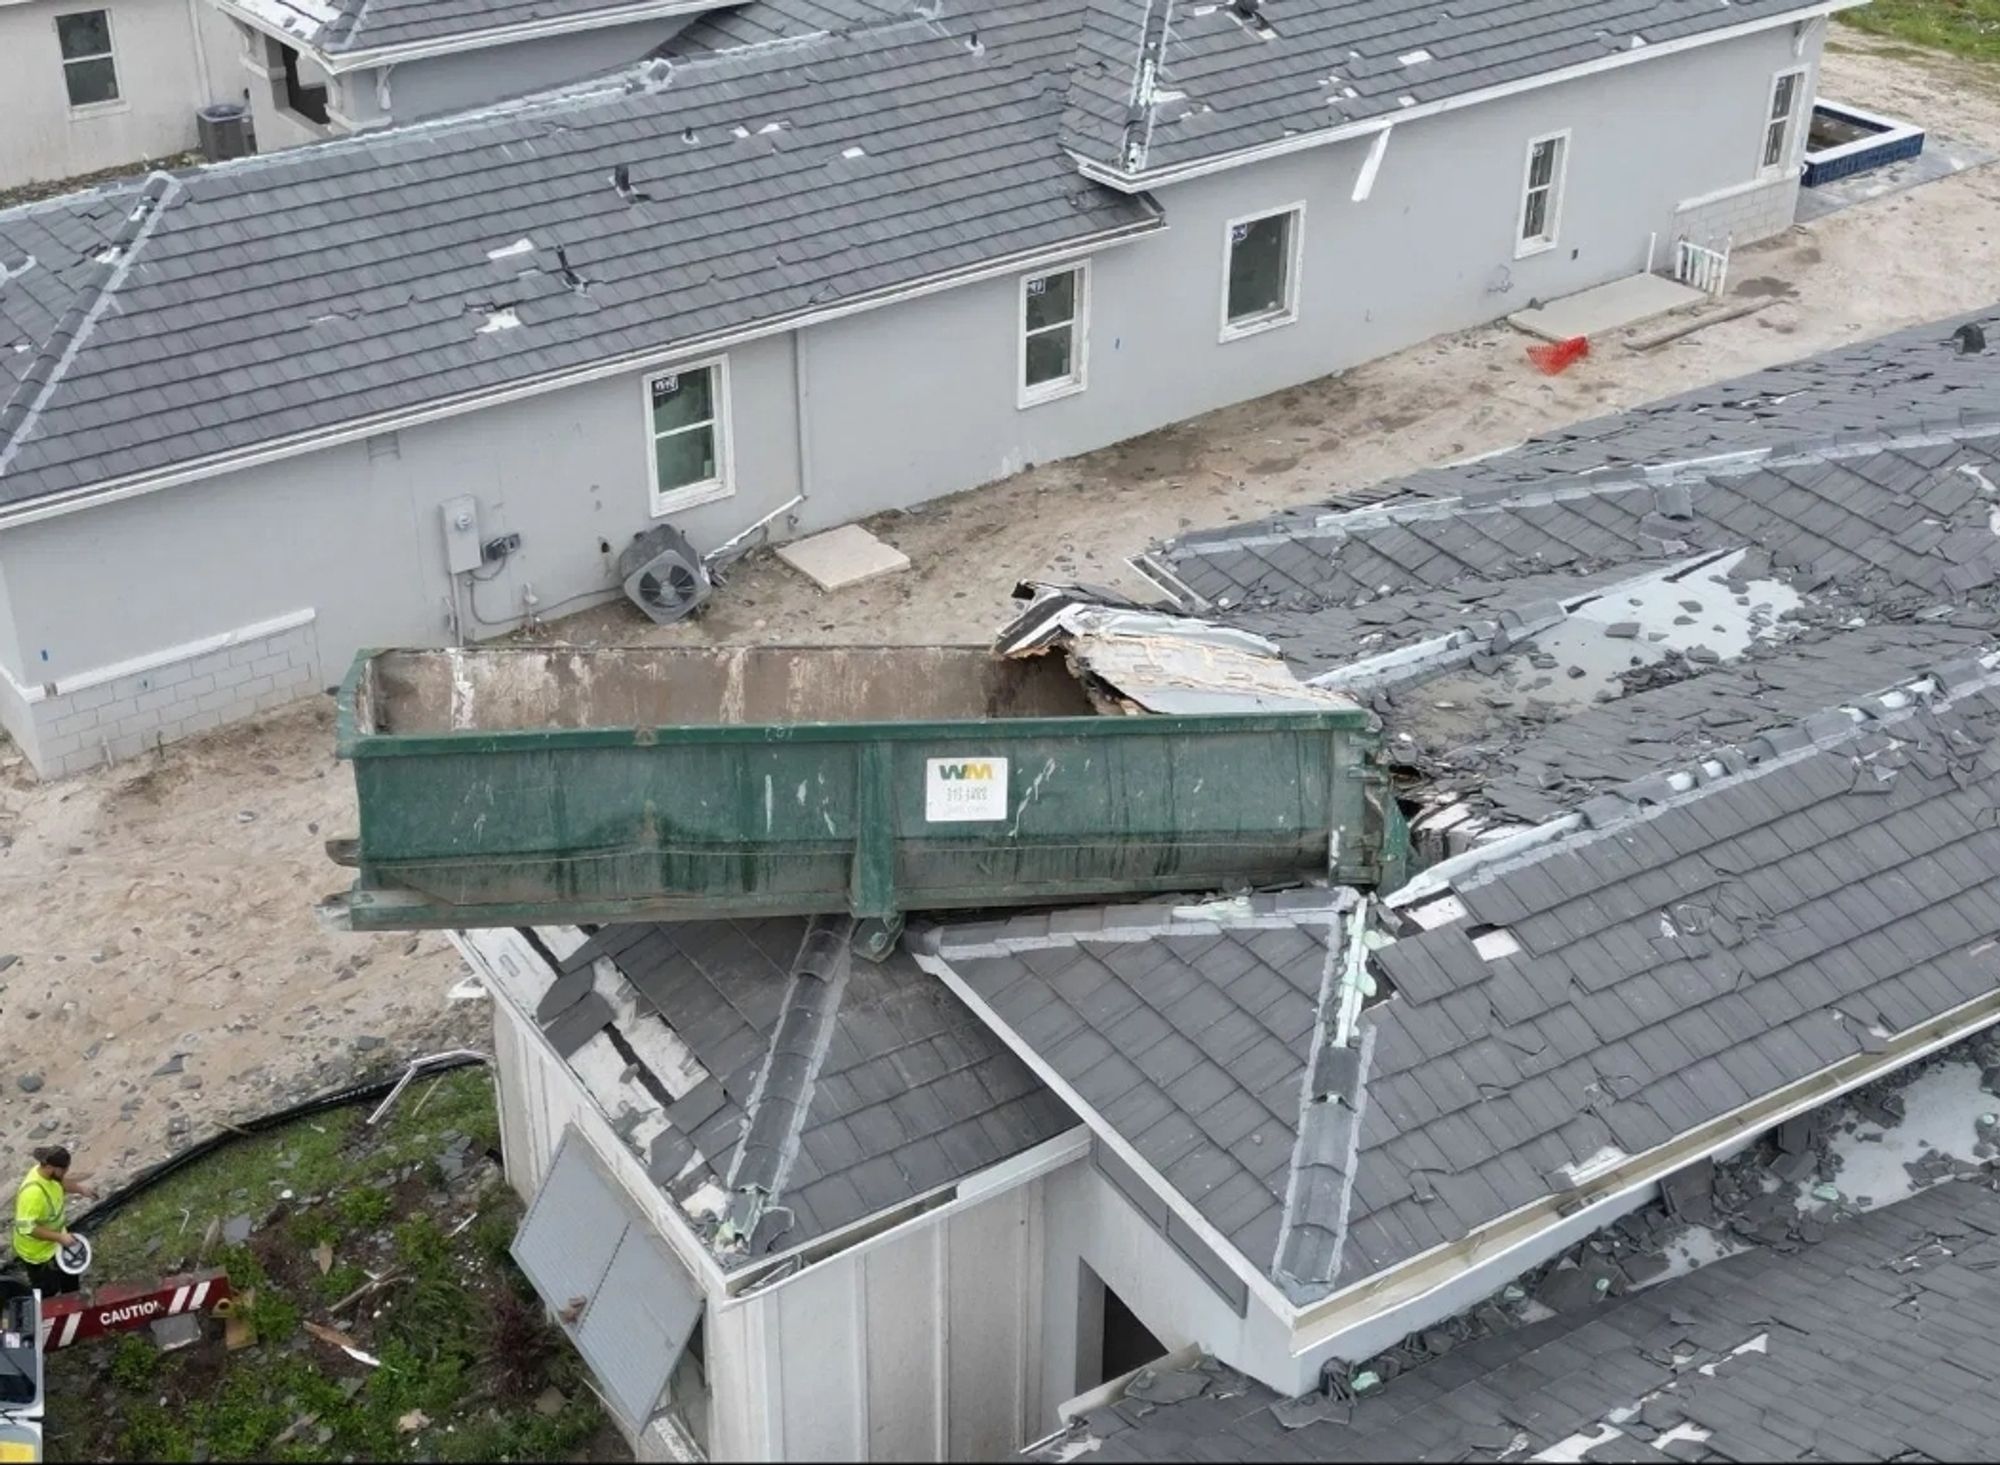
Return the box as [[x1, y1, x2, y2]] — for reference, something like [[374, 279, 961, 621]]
[[12, 1146, 95, 1297]]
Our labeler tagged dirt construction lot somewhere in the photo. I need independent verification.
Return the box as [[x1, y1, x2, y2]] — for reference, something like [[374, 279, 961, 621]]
[[2, 34, 1998, 1188]]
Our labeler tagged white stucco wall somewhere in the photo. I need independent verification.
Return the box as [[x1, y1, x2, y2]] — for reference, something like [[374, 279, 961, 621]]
[[0, 0, 240, 188]]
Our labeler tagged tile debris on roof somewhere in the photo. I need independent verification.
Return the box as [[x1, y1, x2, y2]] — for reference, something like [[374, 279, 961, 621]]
[[920, 891, 1375, 1304], [1044, 1175, 2000, 1462], [1160, 303, 2000, 573], [1058, 0, 1827, 178], [512, 917, 1075, 1267], [0, 6, 1159, 507]]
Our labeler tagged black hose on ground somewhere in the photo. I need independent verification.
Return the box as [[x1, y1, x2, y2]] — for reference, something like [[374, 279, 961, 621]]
[[72, 1054, 489, 1232]]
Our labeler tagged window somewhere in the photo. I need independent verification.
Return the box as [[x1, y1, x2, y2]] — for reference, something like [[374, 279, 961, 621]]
[[281, 43, 330, 127], [1517, 131, 1568, 256], [1220, 204, 1303, 340], [1019, 263, 1088, 407], [55, 11, 118, 109], [1762, 70, 1803, 174], [645, 360, 731, 514]]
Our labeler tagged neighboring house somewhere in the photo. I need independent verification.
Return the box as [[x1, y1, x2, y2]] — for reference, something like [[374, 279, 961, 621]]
[[0, 0, 241, 190], [460, 302, 2000, 1458], [0, 0, 1854, 777], [211, 0, 724, 149]]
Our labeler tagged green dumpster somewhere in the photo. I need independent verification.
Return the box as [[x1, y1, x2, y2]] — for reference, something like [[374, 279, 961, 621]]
[[321, 645, 1401, 942]]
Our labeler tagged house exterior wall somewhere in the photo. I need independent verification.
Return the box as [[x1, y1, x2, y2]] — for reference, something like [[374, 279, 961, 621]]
[[375, 18, 698, 123], [799, 23, 1818, 523], [0, 0, 239, 189], [0, 26, 1819, 776], [488, 948, 1057, 1463], [0, 330, 801, 774]]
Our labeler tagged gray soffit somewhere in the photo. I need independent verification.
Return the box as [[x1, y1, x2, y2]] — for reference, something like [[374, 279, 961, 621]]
[[922, 891, 1367, 1304], [1059, 0, 1831, 179], [1053, 1176, 2000, 1463], [536, 917, 1074, 1268], [0, 6, 1159, 509]]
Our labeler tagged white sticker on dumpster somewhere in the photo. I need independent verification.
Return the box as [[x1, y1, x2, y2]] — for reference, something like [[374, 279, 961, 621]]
[[925, 757, 1009, 822]]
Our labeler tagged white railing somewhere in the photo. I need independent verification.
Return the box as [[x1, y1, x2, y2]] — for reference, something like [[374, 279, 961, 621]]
[[1675, 236, 1732, 296]]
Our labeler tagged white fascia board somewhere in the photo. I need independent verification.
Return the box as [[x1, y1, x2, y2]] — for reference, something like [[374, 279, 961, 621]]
[[1078, 1, 1857, 193], [210, 0, 723, 72], [1288, 981, 2000, 1353], [0, 215, 1163, 533], [914, 947, 1302, 1320]]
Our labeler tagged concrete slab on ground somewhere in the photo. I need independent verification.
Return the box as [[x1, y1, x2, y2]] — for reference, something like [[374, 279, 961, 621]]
[[776, 524, 911, 591], [1508, 273, 1707, 342]]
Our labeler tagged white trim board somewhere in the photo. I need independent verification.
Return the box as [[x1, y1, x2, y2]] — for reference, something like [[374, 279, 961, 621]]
[[210, 0, 723, 74], [0, 219, 1163, 533], [0, 607, 315, 704], [1078, 2, 1857, 192]]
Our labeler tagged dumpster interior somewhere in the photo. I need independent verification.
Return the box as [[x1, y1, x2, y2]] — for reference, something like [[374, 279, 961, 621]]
[[361, 645, 1100, 734]]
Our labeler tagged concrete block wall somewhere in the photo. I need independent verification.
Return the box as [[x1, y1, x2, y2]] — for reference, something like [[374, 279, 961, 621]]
[[4, 613, 320, 778], [1671, 173, 1800, 254]]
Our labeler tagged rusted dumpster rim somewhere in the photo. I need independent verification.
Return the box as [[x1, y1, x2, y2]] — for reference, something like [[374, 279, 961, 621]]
[[333, 649, 1376, 758]]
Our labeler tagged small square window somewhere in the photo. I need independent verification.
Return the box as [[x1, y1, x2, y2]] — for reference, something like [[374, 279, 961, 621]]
[[645, 362, 731, 513], [56, 10, 118, 109], [1221, 207, 1301, 339], [1517, 132, 1567, 256], [1020, 264, 1087, 406]]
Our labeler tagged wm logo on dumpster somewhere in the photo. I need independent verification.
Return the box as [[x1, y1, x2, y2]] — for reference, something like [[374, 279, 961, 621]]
[[925, 756, 1009, 823]]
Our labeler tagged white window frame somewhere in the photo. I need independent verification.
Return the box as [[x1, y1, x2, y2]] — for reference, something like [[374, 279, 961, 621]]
[[1759, 67, 1807, 179], [1217, 202, 1305, 343], [1017, 260, 1090, 409], [1514, 129, 1569, 259], [642, 356, 733, 517], [55, 7, 122, 116]]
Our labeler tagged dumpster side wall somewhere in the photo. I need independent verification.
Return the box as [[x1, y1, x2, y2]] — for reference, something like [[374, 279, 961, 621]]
[[0, 330, 803, 775], [793, 23, 1815, 525]]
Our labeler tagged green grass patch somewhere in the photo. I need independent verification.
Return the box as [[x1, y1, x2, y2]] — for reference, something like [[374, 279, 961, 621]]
[[41, 1068, 624, 1463], [1840, 0, 2000, 63]]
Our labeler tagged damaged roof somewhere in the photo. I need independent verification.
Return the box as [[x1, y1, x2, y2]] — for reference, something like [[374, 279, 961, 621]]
[[1163, 303, 2000, 576], [230, 0, 717, 60], [1061, 0, 1831, 180], [0, 5, 1157, 510], [1049, 1175, 2000, 1462], [504, 918, 1074, 1267], [920, 892, 1364, 1304]]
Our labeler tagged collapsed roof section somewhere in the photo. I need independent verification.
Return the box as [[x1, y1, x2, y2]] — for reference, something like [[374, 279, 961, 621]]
[[1043, 1175, 2000, 1462], [465, 918, 1075, 1271], [0, 5, 1160, 512]]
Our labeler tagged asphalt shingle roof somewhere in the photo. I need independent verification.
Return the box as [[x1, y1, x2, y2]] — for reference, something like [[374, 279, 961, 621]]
[[536, 918, 1075, 1266], [0, 6, 1158, 508], [1055, 1177, 2000, 1462], [1058, 0, 1828, 177]]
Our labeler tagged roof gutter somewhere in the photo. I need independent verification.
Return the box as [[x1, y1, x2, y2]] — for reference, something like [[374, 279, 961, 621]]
[[0, 213, 1164, 532], [1075, 1, 1856, 193], [1288, 979, 2000, 1354], [210, 0, 723, 74]]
